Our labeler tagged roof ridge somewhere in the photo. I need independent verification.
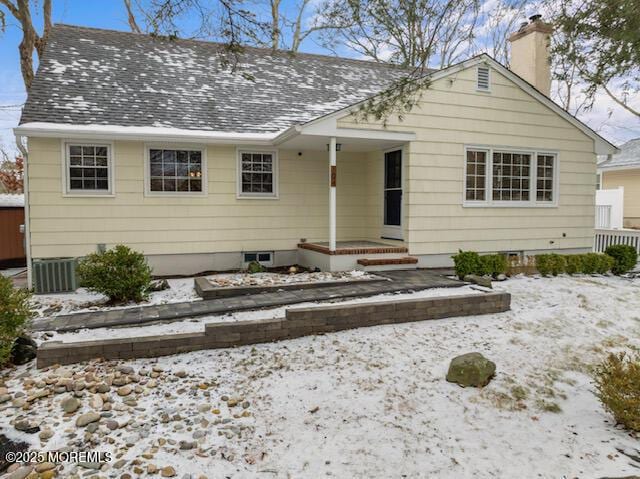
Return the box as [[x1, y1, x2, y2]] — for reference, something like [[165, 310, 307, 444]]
[[51, 23, 416, 71]]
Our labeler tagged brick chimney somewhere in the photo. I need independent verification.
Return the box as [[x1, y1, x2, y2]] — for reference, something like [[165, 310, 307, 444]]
[[508, 14, 554, 96]]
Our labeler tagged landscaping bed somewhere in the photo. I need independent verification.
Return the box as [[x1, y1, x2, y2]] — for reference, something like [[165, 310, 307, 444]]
[[195, 270, 386, 299], [2, 275, 640, 477], [30, 278, 200, 318]]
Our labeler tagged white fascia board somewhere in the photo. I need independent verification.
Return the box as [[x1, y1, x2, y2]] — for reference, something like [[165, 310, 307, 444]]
[[272, 117, 416, 144], [598, 164, 640, 173], [14, 122, 278, 145]]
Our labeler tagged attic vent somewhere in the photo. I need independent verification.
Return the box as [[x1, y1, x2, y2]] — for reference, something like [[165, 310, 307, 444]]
[[477, 66, 490, 91]]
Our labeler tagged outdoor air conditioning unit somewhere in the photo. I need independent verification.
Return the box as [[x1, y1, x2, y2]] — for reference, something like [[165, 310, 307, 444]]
[[32, 258, 78, 294]]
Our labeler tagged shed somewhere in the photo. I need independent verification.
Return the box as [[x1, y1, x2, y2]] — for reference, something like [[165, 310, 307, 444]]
[[0, 194, 26, 267]]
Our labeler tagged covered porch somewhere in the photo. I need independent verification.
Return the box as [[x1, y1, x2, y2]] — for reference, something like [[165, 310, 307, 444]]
[[274, 118, 417, 271]]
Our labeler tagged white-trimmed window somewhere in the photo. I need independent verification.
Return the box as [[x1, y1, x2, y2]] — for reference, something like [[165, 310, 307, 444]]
[[238, 150, 278, 198], [243, 251, 273, 266], [65, 143, 113, 195], [465, 149, 487, 201], [147, 147, 205, 194], [464, 146, 557, 207], [492, 152, 531, 201]]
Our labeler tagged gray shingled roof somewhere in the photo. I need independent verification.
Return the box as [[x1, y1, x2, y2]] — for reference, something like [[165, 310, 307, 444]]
[[599, 138, 640, 169], [21, 24, 413, 133]]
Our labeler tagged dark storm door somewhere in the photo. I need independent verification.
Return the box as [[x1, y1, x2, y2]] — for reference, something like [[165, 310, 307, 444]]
[[382, 149, 403, 240]]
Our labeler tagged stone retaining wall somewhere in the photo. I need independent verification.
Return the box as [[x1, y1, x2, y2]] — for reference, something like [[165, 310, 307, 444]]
[[37, 292, 510, 368], [194, 276, 387, 299]]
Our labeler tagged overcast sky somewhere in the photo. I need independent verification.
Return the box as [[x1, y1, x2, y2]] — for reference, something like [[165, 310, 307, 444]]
[[0, 0, 638, 155]]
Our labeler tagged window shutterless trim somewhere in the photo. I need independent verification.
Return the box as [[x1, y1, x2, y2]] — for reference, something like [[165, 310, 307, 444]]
[[463, 145, 559, 208], [61, 140, 115, 197], [236, 148, 279, 199], [143, 143, 208, 197]]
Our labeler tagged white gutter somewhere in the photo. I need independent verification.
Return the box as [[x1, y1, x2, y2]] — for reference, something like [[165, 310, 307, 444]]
[[15, 134, 32, 290], [15, 123, 279, 145]]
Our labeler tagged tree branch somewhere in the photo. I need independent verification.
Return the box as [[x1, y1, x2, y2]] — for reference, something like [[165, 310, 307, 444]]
[[602, 82, 640, 118]]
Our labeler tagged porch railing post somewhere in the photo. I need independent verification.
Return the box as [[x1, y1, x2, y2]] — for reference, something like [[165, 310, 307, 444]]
[[329, 136, 337, 252]]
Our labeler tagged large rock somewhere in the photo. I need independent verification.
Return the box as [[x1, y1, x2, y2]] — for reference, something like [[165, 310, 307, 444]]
[[76, 412, 100, 427], [446, 352, 496, 388], [10, 336, 37, 365]]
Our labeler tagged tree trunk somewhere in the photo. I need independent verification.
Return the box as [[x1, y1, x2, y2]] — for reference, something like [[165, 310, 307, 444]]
[[124, 0, 142, 33]]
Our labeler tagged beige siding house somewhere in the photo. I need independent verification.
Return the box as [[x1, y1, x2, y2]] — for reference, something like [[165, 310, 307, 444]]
[[598, 138, 640, 228], [16, 20, 616, 284]]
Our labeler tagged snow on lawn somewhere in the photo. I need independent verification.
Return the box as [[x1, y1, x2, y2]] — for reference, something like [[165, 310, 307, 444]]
[[30, 278, 200, 318], [43, 285, 481, 343], [206, 270, 378, 287], [3, 275, 640, 478]]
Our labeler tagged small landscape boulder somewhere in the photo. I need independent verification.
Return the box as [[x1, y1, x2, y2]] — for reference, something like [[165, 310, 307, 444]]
[[463, 275, 492, 289], [10, 336, 37, 365], [446, 352, 496, 388]]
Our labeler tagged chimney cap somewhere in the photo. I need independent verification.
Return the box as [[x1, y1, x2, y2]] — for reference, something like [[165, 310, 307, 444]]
[[508, 15, 553, 42]]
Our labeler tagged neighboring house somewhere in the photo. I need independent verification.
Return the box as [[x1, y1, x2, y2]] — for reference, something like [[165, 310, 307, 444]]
[[14, 18, 616, 285], [0, 194, 26, 267], [598, 138, 640, 228]]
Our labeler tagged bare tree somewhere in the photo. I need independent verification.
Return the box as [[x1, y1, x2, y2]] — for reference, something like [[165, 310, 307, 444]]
[[0, 0, 53, 90], [318, 0, 481, 68], [472, 0, 527, 66], [124, 0, 142, 33]]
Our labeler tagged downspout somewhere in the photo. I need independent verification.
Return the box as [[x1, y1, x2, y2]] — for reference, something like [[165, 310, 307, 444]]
[[15, 134, 32, 289]]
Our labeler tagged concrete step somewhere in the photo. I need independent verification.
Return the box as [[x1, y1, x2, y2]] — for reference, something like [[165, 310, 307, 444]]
[[356, 256, 418, 271]]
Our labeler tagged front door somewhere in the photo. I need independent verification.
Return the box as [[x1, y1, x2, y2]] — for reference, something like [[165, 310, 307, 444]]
[[382, 149, 403, 240]]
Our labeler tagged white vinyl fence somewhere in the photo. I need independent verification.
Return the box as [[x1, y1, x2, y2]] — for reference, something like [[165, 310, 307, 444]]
[[594, 228, 640, 254], [595, 187, 624, 229], [595, 205, 612, 229]]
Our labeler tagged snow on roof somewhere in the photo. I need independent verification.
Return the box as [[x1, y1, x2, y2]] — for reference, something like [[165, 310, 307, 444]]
[[0, 194, 24, 207], [599, 138, 640, 170], [21, 24, 415, 134]]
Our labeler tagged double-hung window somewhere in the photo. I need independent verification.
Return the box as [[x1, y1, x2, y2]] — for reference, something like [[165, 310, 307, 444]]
[[237, 150, 278, 198], [464, 146, 557, 206], [147, 148, 205, 194], [65, 143, 113, 195]]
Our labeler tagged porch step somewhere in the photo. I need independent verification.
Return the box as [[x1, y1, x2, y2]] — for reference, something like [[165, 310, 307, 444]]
[[356, 256, 418, 271]]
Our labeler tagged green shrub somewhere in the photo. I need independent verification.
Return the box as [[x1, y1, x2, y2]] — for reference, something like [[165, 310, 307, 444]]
[[451, 250, 481, 280], [605, 244, 638, 275], [581, 253, 600, 274], [0, 276, 33, 366], [247, 260, 266, 274], [77, 245, 152, 304], [596, 254, 615, 274], [535, 254, 566, 276], [564, 255, 585, 275], [478, 254, 508, 278], [594, 352, 640, 432]]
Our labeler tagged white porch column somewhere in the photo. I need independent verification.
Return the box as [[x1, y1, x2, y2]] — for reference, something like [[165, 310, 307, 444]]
[[329, 136, 337, 252]]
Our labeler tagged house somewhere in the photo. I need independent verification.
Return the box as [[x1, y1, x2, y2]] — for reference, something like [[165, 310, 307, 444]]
[[598, 138, 640, 229], [14, 17, 617, 287], [0, 194, 26, 267]]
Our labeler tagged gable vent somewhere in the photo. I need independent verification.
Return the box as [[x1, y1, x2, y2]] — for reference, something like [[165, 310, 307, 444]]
[[477, 66, 490, 91]]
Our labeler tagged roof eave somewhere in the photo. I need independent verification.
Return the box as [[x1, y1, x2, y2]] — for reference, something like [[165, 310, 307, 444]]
[[14, 123, 278, 145]]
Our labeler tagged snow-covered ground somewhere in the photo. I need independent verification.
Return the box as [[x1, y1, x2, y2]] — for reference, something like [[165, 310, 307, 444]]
[[206, 270, 377, 287], [30, 278, 200, 318], [3, 274, 640, 478]]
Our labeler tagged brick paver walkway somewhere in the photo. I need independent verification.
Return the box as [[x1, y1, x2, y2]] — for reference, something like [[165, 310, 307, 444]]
[[32, 270, 462, 332]]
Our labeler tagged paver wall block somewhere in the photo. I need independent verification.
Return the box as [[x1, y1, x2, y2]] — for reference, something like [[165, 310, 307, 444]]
[[35, 292, 511, 368]]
